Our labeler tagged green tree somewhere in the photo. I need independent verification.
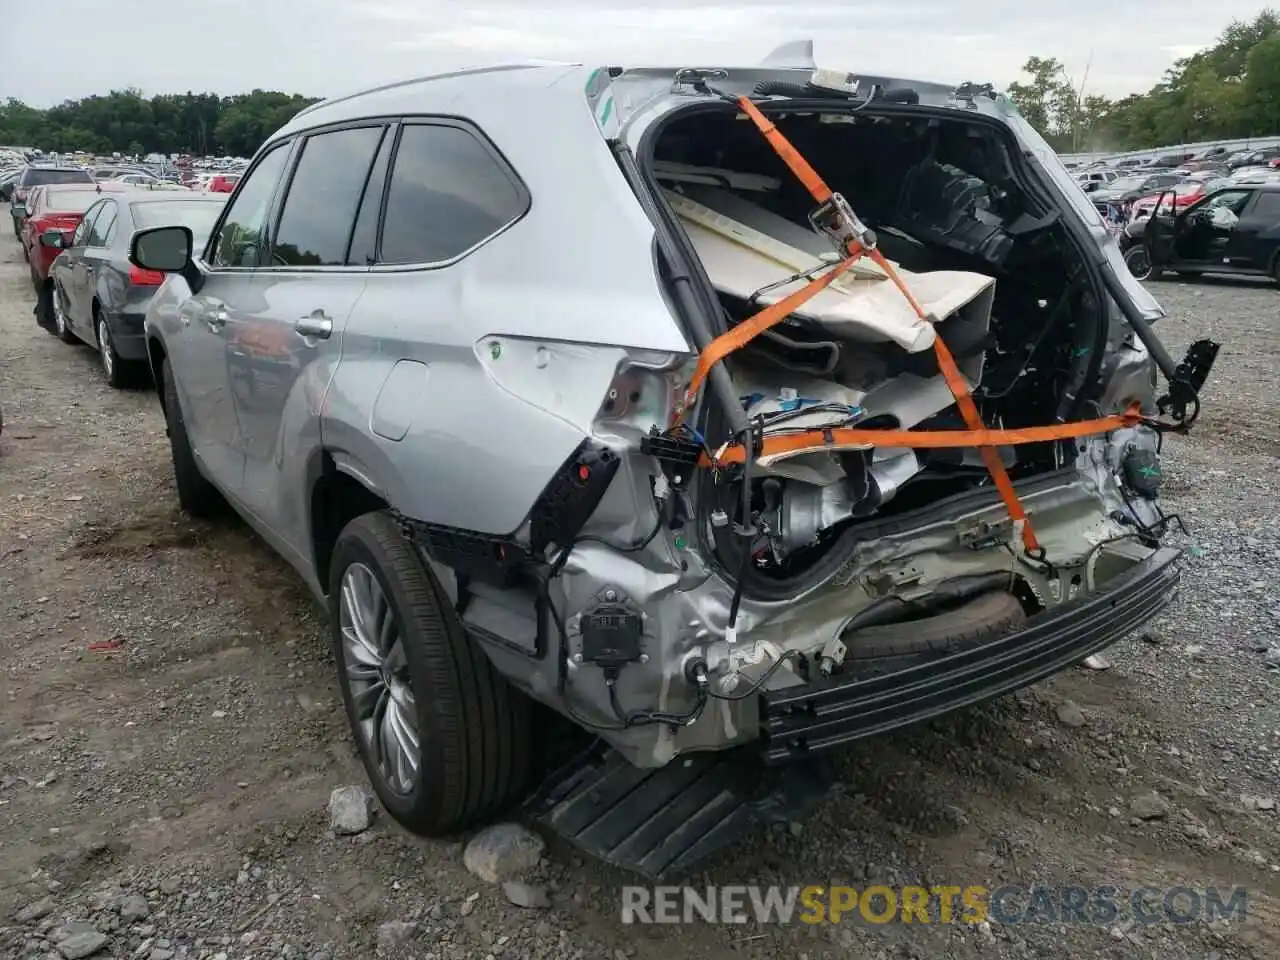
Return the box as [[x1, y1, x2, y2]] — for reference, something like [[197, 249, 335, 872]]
[[1004, 8, 1280, 151], [1243, 32, 1280, 133], [0, 88, 320, 156]]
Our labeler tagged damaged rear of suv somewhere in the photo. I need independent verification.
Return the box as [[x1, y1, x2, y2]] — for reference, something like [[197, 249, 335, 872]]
[[133, 44, 1217, 879]]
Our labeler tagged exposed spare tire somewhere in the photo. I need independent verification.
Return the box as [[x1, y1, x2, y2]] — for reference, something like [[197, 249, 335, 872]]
[[843, 589, 1028, 661]]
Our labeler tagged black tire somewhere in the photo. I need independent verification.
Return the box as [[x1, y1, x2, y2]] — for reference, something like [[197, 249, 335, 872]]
[[159, 357, 224, 517], [329, 511, 532, 835], [96, 316, 134, 389], [1123, 245, 1162, 281], [34, 281, 54, 331], [52, 284, 77, 344], [844, 590, 1027, 661]]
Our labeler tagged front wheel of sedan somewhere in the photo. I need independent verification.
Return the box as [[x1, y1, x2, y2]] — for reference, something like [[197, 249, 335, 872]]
[[329, 511, 532, 835], [51, 286, 78, 344]]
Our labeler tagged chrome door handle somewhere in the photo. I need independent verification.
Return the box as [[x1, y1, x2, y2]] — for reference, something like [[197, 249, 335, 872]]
[[295, 312, 333, 340]]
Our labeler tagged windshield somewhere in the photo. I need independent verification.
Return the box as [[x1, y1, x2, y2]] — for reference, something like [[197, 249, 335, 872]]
[[44, 189, 106, 212], [131, 200, 224, 247]]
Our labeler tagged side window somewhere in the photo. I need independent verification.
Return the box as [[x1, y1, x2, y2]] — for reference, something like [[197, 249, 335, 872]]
[[1252, 192, 1280, 219], [74, 201, 104, 246], [208, 145, 291, 269], [378, 123, 527, 265], [1206, 190, 1250, 213], [88, 201, 117, 246], [346, 128, 393, 266], [269, 125, 385, 267]]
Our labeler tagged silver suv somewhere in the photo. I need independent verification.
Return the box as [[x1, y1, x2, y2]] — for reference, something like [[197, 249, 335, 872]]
[[131, 46, 1214, 875]]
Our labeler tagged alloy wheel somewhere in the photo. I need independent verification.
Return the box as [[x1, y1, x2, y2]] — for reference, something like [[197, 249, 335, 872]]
[[98, 321, 115, 380], [53, 291, 68, 336], [338, 562, 421, 795]]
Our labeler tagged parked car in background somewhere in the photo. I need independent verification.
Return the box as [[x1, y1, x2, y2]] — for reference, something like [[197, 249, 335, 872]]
[[0, 168, 22, 201], [23, 183, 133, 315], [1228, 147, 1280, 169], [9, 165, 94, 237], [1126, 182, 1280, 282], [202, 174, 241, 194], [47, 192, 227, 386], [92, 166, 159, 182], [1090, 171, 1183, 204], [1075, 169, 1117, 185]]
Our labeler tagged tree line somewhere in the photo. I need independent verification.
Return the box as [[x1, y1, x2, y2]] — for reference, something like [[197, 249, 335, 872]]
[[1008, 9, 1280, 153], [0, 89, 319, 158], [3, 11, 1278, 159]]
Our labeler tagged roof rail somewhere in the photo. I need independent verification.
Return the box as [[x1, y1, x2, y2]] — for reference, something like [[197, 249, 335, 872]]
[[291, 62, 560, 121]]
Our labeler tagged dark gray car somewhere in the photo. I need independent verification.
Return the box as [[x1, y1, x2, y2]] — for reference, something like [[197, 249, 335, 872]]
[[47, 192, 226, 386]]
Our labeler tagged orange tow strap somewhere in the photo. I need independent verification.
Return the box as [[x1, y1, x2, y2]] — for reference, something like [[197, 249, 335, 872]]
[[701, 404, 1144, 464], [674, 251, 864, 421], [678, 95, 1064, 555]]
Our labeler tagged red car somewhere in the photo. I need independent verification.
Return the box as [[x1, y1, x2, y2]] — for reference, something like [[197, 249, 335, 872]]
[[23, 182, 132, 327], [1132, 181, 1205, 217], [204, 174, 241, 193]]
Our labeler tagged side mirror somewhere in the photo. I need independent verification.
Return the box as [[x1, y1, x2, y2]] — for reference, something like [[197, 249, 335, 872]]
[[1083, 181, 1100, 193], [130, 224, 193, 273], [39, 228, 64, 249]]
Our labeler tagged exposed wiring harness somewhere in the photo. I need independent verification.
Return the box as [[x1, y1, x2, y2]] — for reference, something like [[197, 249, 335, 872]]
[[542, 491, 708, 731]]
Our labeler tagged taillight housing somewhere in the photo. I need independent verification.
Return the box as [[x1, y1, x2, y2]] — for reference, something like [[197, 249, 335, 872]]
[[128, 265, 166, 286]]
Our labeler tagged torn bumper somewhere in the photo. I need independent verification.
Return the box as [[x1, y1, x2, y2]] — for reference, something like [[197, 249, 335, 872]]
[[759, 545, 1181, 764]]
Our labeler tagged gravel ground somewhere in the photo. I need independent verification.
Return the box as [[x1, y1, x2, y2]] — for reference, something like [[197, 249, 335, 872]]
[[1, 229, 1278, 960]]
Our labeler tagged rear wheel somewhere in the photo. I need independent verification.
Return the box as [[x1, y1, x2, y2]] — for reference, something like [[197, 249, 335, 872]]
[[329, 511, 533, 835], [159, 357, 224, 517], [96, 316, 133, 389]]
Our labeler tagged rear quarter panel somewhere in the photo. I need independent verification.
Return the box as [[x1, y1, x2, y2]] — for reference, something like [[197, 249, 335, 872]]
[[322, 71, 691, 535]]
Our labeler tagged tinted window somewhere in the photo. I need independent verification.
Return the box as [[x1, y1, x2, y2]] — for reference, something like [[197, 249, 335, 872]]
[[270, 126, 384, 267], [88, 201, 117, 246], [1251, 192, 1280, 219], [24, 168, 94, 186], [208, 145, 290, 268], [74, 201, 104, 246], [379, 123, 525, 265], [346, 128, 392, 266]]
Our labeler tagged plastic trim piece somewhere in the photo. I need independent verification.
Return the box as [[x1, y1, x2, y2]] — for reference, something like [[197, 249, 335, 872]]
[[759, 546, 1181, 763]]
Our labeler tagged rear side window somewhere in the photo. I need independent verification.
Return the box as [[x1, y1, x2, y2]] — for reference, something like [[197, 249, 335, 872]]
[[378, 123, 527, 265], [88, 201, 117, 246], [270, 125, 385, 267], [1252, 192, 1280, 219], [346, 129, 394, 266], [74, 202, 104, 246]]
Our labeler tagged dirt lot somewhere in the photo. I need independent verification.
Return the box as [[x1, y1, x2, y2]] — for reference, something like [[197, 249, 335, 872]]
[[1, 227, 1278, 960]]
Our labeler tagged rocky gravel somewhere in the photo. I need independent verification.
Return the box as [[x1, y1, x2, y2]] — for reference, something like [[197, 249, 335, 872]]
[[1, 230, 1278, 960]]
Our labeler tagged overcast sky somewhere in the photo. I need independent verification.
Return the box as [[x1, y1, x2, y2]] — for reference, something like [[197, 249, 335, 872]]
[[1, 0, 1271, 106]]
